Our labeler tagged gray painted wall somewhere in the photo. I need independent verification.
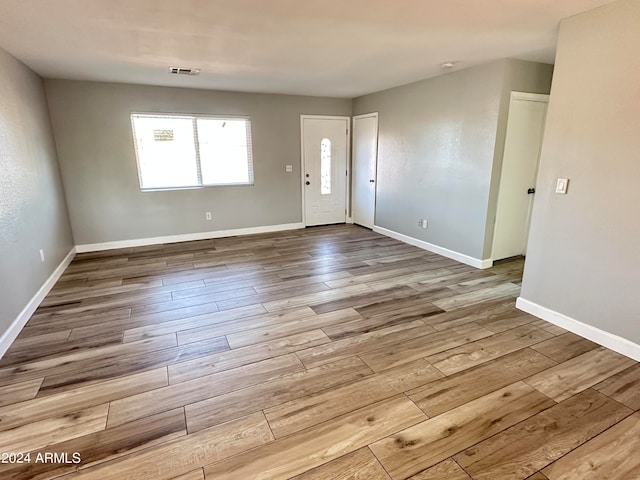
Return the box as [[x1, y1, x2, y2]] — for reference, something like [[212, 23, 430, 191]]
[[45, 80, 352, 245], [521, 0, 640, 342], [353, 59, 551, 261], [0, 48, 74, 333]]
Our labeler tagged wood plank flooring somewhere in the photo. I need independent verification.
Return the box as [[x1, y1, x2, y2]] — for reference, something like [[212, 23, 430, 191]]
[[0, 224, 637, 479]]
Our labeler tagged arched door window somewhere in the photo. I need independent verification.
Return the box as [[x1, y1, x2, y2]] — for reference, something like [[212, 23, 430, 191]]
[[320, 138, 331, 195]]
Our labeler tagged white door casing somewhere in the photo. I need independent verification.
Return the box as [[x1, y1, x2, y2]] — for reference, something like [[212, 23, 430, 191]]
[[352, 113, 379, 229], [492, 92, 549, 261], [301, 116, 349, 226]]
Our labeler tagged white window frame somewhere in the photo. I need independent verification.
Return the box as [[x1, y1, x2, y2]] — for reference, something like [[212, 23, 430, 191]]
[[130, 112, 254, 191]]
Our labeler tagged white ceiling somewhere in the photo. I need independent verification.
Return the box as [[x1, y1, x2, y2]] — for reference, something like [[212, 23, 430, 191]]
[[0, 0, 615, 98]]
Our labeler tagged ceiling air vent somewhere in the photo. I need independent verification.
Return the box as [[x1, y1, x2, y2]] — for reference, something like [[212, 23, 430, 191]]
[[168, 67, 200, 76]]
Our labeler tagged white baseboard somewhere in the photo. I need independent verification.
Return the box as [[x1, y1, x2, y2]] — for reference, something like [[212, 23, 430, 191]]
[[346, 217, 354, 224], [76, 223, 305, 253], [372, 225, 492, 269], [516, 297, 640, 362], [0, 247, 76, 359]]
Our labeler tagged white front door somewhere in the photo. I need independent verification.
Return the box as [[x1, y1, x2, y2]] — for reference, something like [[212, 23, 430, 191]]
[[492, 93, 549, 261], [301, 116, 349, 226], [352, 113, 379, 229]]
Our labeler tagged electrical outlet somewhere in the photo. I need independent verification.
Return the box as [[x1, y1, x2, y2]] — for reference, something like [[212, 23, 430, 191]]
[[205, 212, 212, 221], [39, 249, 45, 262], [418, 218, 423, 227], [285, 165, 293, 173]]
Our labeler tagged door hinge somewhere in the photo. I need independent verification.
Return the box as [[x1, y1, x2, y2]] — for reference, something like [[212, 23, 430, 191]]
[[346, 170, 348, 176]]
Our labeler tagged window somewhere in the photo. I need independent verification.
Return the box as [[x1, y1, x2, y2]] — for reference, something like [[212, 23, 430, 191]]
[[320, 138, 331, 195], [130, 113, 254, 190]]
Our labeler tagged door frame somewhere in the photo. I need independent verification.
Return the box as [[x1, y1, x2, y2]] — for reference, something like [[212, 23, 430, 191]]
[[352, 112, 379, 228], [491, 91, 549, 262], [510, 92, 550, 103], [300, 115, 351, 227]]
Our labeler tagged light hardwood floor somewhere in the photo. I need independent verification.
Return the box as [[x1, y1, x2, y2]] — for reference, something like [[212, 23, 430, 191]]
[[1, 224, 639, 479]]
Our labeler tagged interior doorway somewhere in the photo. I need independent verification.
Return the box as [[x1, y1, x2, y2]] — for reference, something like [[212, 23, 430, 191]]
[[352, 113, 379, 229], [492, 92, 549, 261]]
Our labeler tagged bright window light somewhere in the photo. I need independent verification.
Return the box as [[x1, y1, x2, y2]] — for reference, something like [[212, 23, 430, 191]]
[[320, 138, 332, 195], [131, 113, 254, 190]]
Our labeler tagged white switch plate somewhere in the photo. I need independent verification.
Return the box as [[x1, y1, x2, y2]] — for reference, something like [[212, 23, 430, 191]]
[[285, 165, 293, 173], [555, 178, 569, 194]]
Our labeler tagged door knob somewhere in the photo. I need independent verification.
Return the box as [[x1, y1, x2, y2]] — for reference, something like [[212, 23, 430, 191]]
[[527, 188, 536, 194], [305, 181, 310, 185], [369, 179, 375, 183]]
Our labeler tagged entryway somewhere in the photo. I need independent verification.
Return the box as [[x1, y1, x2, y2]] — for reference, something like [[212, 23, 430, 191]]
[[300, 116, 349, 226]]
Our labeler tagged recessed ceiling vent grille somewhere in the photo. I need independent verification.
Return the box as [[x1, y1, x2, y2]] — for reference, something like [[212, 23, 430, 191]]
[[168, 67, 200, 76]]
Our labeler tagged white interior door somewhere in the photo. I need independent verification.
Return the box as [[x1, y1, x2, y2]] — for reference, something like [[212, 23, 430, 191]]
[[352, 113, 379, 228], [301, 116, 349, 226], [492, 93, 549, 261]]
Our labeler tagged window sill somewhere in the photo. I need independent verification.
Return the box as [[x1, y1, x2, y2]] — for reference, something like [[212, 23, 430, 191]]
[[140, 183, 255, 192]]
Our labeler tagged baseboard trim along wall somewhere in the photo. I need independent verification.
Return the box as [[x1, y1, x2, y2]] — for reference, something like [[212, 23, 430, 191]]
[[75, 222, 306, 253], [516, 297, 640, 362], [0, 247, 77, 358], [372, 225, 493, 269]]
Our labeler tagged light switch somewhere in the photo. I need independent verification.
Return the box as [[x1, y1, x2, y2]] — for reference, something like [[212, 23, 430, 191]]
[[285, 165, 293, 173], [555, 178, 569, 194]]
